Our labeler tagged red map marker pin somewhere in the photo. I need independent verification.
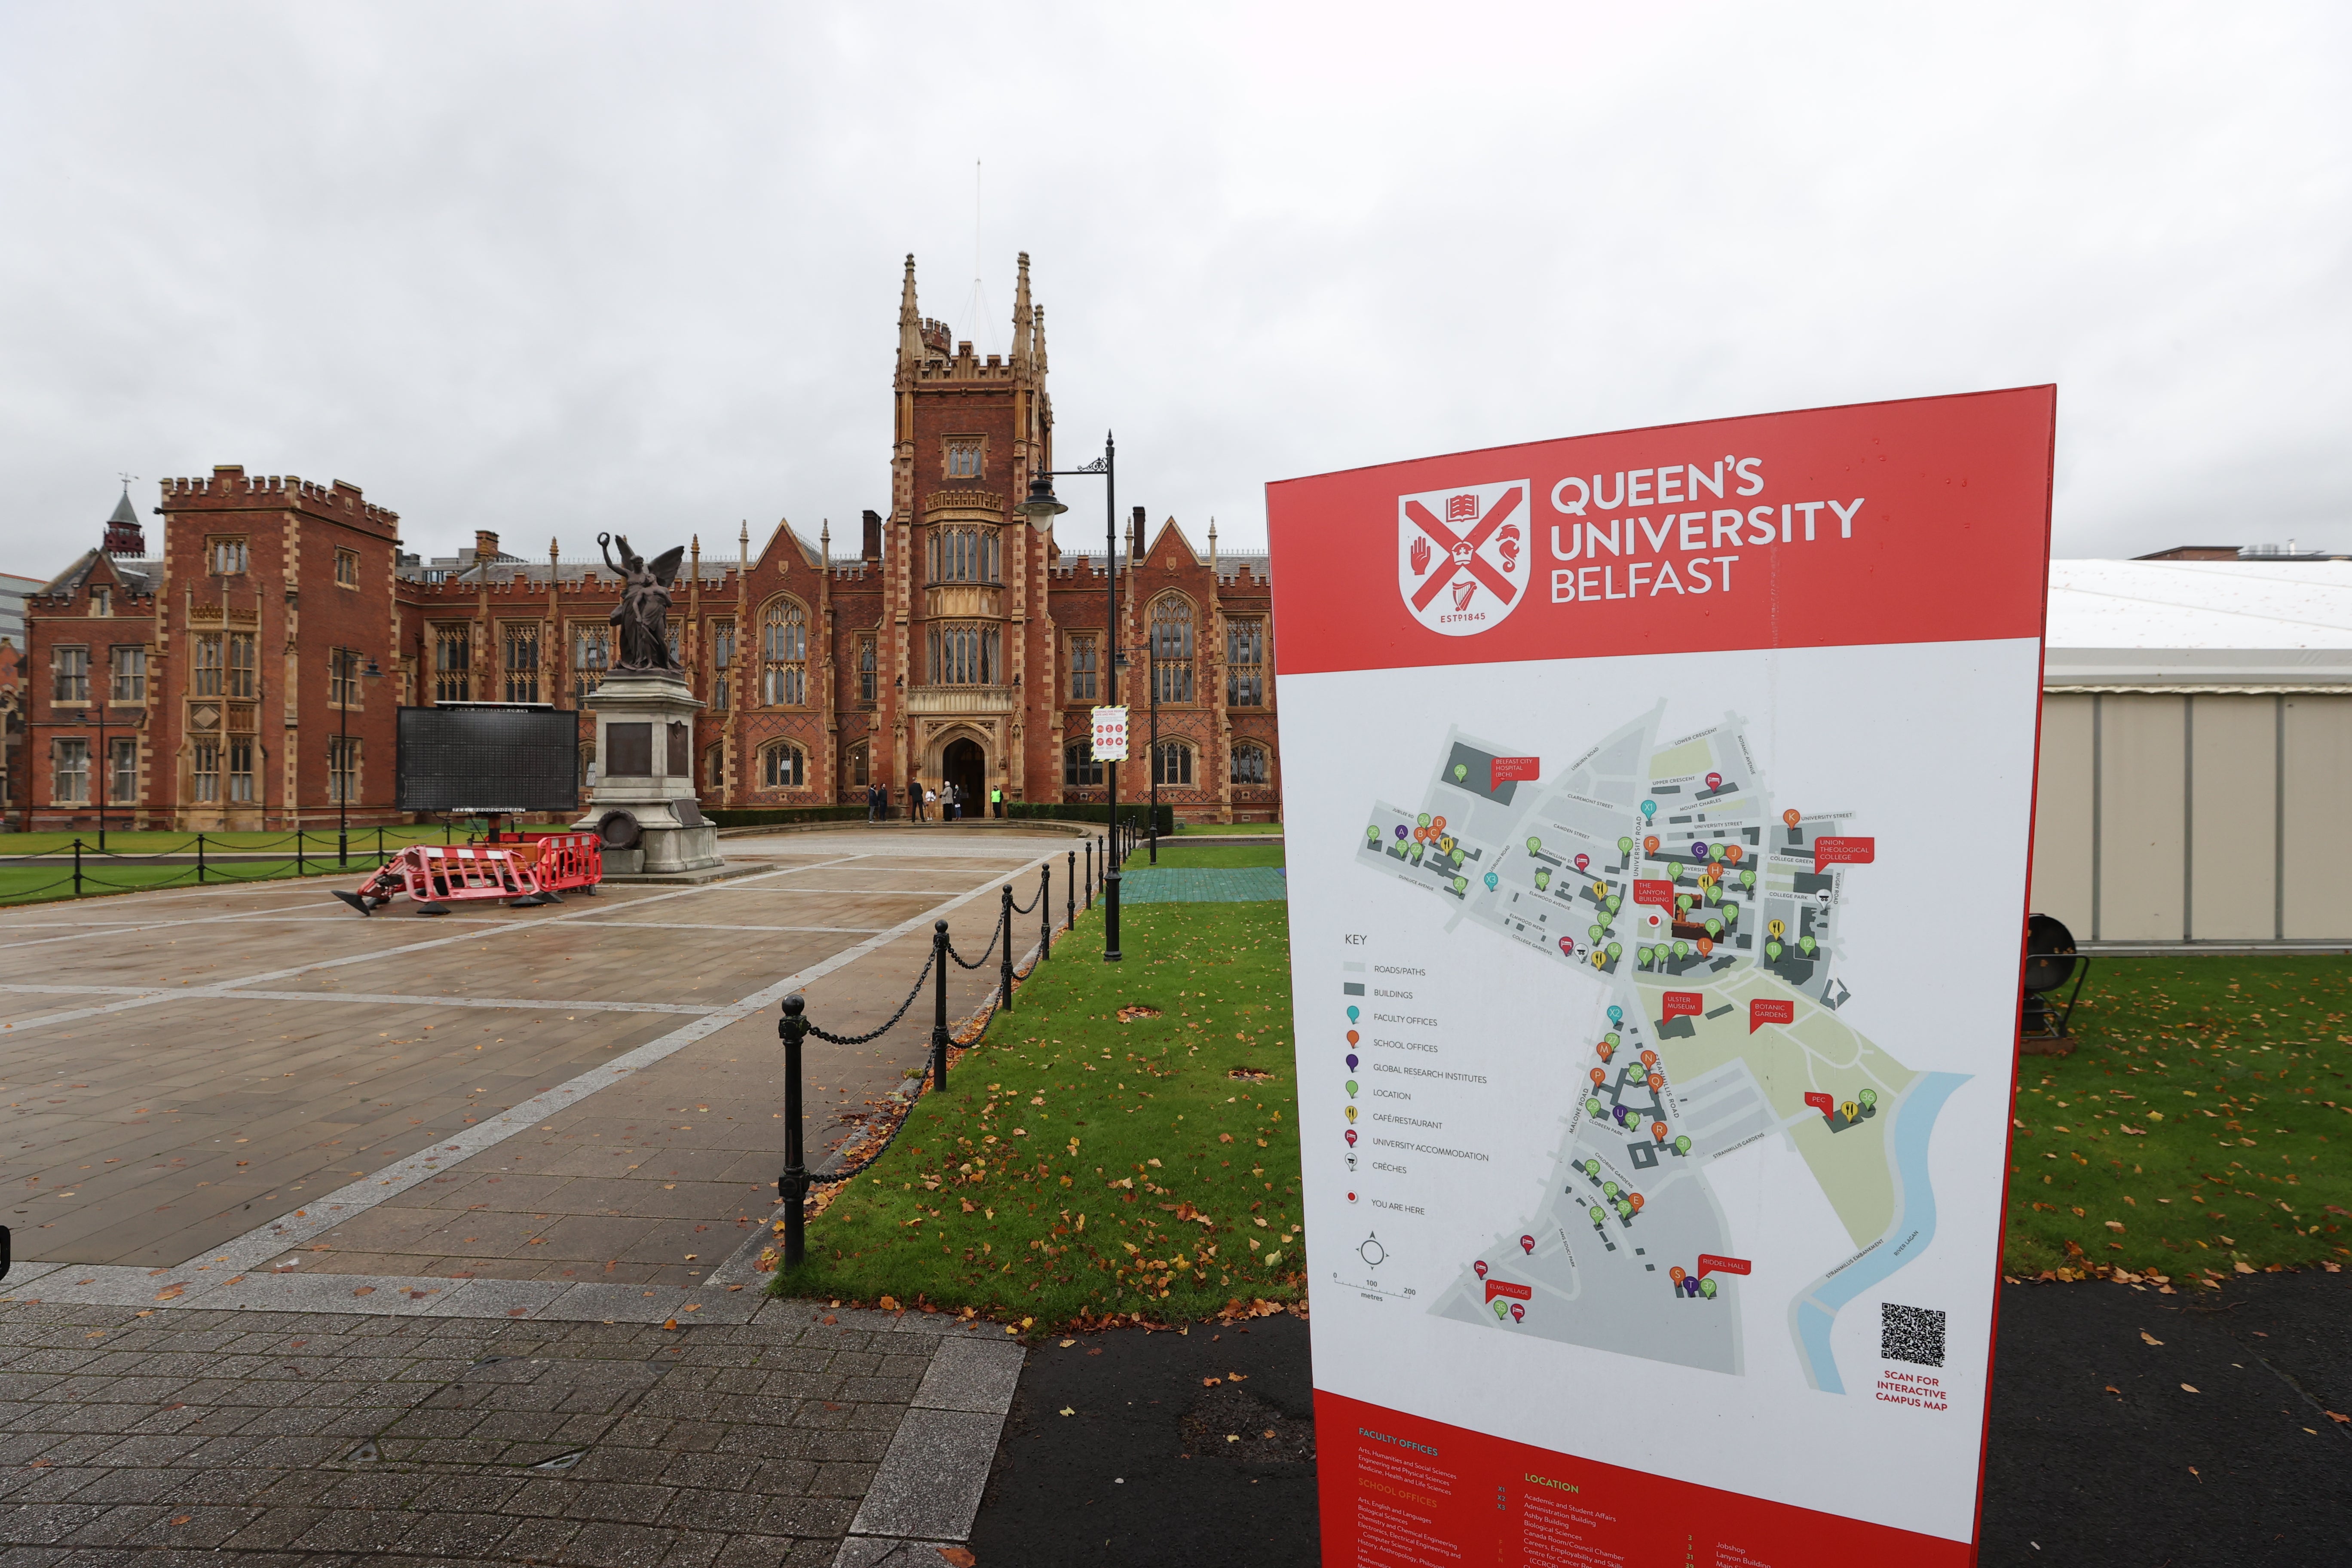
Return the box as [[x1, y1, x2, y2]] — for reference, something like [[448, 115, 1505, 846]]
[[1558, 936, 1576, 957], [1510, 1302, 1526, 1323], [1474, 1260, 1489, 1279], [1574, 852, 1590, 871], [1706, 772, 1722, 789], [1345, 1128, 1359, 1145], [1519, 1234, 1535, 1254]]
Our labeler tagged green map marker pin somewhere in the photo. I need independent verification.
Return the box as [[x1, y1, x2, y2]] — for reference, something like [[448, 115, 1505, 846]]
[[1617, 836, 1634, 855], [1418, 812, 1432, 828], [1535, 870, 1551, 891], [1637, 945, 1654, 966], [1606, 942, 1622, 962], [1675, 1135, 1692, 1155], [1700, 1277, 1718, 1299], [1494, 1299, 1509, 1319], [1705, 917, 1723, 938], [1586, 1097, 1603, 1117], [1766, 940, 1782, 961], [1799, 934, 1817, 956], [1366, 826, 1380, 843], [1672, 940, 1689, 960], [1589, 1205, 1606, 1224], [1345, 1080, 1358, 1097], [1859, 1088, 1878, 1109], [1585, 1159, 1602, 1176], [1589, 923, 1605, 942], [1454, 763, 1470, 783], [1605, 1032, 1619, 1046], [1605, 894, 1621, 913], [1710, 844, 1726, 861], [1740, 868, 1757, 891], [1452, 876, 1469, 894], [1526, 836, 1543, 854], [1603, 1181, 1619, 1198]]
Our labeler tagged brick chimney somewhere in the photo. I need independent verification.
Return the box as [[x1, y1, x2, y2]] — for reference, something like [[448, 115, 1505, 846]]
[[474, 530, 501, 561], [862, 509, 883, 561]]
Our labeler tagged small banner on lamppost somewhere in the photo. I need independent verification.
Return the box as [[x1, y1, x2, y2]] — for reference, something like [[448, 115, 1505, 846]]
[[1090, 705, 1130, 761]]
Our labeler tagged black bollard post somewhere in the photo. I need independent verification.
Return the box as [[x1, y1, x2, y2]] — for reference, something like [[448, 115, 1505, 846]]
[[930, 919, 951, 1092], [1067, 849, 1076, 931], [72, 838, 83, 899], [1000, 885, 1015, 1013], [1084, 840, 1093, 910], [1040, 864, 1051, 961], [297, 830, 306, 880], [196, 833, 205, 885], [1105, 840, 1124, 964], [776, 995, 810, 1269]]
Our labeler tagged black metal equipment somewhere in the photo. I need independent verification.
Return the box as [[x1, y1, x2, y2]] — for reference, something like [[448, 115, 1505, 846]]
[[2020, 913, 2089, 1043], [396, 703, 579, 814]]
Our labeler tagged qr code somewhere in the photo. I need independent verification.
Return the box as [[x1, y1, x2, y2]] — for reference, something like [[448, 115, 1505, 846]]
[[1881, 1303, 1946, 1367]]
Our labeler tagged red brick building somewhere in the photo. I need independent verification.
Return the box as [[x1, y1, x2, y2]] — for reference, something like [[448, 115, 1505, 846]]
[[18, 255, 1280, 831]]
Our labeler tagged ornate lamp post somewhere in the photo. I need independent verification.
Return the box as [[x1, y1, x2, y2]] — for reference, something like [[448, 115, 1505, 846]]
[[1020, 433, 1123, 962]]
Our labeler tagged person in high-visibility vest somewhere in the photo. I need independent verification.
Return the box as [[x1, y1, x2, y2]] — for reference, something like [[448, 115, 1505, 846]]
[[990, 786, 1003, 819]]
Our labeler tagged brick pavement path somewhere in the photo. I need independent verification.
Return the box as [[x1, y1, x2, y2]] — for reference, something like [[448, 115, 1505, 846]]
[[0, 825, 1088, 1564], [0, 1295, 1023, 1567]]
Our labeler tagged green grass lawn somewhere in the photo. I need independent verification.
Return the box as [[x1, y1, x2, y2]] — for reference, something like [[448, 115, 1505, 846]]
[[2004, 956, 2352, 1283], [1137, 843, 1286, 870], [1175, 821, 1283, 836], [0, 825, 450, 857], [775, 897, 1303, 1329], [774, 931, 2350, 1329], [0, 853, 404, 906]]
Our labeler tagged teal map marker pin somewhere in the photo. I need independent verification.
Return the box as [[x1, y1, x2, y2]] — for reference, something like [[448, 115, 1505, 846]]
[[1484, 872, 1498, 890], [1347, 1005, 1360, 1022], [1607, 1004, 1623, 1024]]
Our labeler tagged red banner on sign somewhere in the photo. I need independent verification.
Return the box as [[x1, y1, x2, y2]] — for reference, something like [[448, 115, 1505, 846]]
[[1265, 387, 2054, 677], [1804, 1091, 1836, 1116], [1312, 1392, 1969, 1566], [1482, 1279, 1533, 1304], [1696, 1254, 1752, 1280], [1749, 998, 1795, 1033], [1661, 991, 1703, 1020], [1632, 879, 1674, 909], [1489, 756, 1540, 787], [1814, 835, 1876, 874]]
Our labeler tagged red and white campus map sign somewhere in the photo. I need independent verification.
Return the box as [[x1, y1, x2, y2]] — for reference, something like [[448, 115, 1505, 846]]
[[1268, 388, 2055, 1566]]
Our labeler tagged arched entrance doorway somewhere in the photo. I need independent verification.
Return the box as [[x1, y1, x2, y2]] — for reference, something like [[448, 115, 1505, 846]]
[[941, 737, 987, 819]]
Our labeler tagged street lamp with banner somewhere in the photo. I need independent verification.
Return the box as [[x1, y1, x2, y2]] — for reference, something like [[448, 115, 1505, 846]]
[[1020, 432, 1126, 962]]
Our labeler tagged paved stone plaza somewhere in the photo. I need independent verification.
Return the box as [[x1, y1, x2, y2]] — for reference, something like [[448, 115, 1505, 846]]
[[1, 826, 1077, 1564]]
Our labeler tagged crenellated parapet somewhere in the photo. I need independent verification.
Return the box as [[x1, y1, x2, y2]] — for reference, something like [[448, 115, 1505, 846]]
[[159, 464, 400, 537]]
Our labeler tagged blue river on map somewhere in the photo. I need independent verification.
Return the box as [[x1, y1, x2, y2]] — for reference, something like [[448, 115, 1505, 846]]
[[1790, 1070, 1970, 1394]]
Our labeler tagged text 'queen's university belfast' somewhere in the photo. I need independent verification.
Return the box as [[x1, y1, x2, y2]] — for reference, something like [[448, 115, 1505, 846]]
[[15, 254, 1281, 829]]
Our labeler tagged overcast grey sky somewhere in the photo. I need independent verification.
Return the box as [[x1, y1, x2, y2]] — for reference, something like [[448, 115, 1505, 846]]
[[2, 2, 2346, 577]]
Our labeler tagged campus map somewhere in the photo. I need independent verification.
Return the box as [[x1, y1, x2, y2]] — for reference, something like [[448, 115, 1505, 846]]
[[1351, 708, 1960, 1388]]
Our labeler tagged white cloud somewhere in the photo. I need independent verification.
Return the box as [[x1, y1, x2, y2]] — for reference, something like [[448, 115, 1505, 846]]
[[1, 0, 2346, 573]]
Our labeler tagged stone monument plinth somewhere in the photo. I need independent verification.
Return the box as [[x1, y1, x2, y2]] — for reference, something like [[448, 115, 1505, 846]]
[[574, 669, 726, 878]]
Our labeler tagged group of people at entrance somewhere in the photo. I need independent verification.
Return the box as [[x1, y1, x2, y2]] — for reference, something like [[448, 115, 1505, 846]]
[[862, 782, 1004, 822]]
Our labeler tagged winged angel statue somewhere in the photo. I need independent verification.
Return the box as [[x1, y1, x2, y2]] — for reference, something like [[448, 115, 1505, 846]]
[[599, 533, 688, 672]]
